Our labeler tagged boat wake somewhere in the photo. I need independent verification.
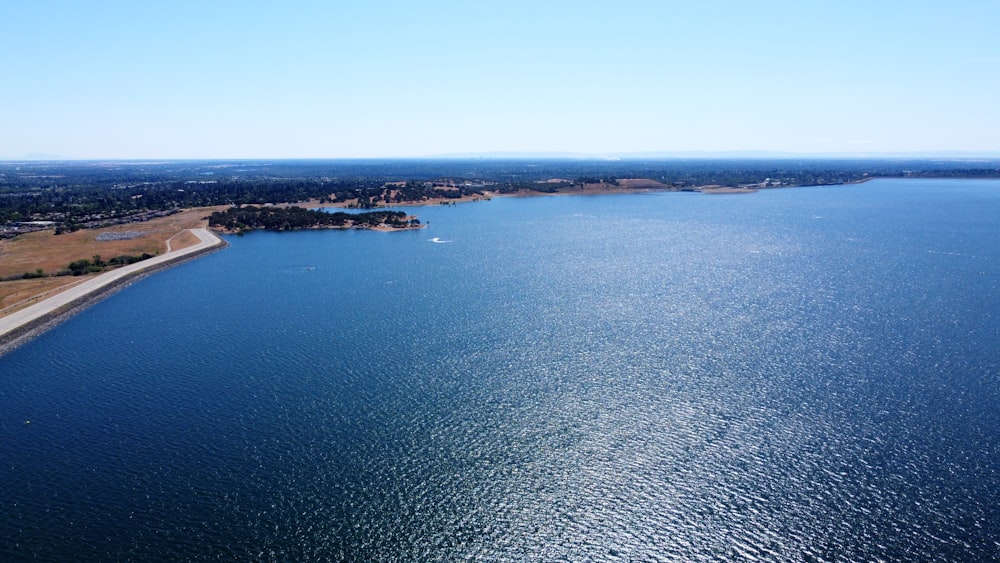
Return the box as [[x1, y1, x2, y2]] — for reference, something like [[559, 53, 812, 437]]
[[430, 238, 452, 243], [928, 250, 978, 258]]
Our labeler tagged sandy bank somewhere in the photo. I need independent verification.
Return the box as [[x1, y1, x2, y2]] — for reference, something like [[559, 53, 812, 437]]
[[0, 228, 226, 356]]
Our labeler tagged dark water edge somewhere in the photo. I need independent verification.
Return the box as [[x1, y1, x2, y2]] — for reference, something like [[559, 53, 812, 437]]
[[1, 179, 999, 561]]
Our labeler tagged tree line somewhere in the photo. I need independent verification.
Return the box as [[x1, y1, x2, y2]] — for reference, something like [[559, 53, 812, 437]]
[[207, 206, 418, 233], [3, 158, 999, 226]]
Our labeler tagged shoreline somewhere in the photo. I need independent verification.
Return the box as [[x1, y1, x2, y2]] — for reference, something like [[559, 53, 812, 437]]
[[0, 179, 876, 357], [0, 228, 227, 357], [212, 220, 426, 235]]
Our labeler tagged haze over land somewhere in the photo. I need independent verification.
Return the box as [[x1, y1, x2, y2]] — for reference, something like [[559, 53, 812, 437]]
[[2, 1, 998, 159]]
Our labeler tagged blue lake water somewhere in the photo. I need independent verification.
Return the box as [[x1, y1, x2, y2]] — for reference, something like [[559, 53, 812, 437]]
[[2, 179, 999, 561]]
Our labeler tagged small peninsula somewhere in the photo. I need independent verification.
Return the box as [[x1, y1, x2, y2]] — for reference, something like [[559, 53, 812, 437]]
[[207, 206, 422, 234]]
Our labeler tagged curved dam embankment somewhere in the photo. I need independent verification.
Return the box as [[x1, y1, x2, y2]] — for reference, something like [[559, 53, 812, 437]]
[[0, 228, 226, 356]]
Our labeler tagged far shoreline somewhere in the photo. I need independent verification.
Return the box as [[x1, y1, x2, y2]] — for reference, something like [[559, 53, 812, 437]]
[[0, 177, 881, 357], [294, 183, 757, 211]]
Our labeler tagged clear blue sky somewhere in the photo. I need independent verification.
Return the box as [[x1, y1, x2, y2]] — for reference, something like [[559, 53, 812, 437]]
[[2, 0, 998, 159]]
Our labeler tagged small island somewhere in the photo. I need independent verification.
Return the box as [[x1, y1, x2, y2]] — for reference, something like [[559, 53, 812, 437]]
[[207, 205, 422, 234]]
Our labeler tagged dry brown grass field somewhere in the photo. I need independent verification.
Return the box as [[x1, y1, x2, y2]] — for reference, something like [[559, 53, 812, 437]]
[[0, 207, 222, 317]]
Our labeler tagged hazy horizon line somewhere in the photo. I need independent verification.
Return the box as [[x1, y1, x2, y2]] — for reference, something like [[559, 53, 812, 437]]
[[4, 150, 1000, 162]]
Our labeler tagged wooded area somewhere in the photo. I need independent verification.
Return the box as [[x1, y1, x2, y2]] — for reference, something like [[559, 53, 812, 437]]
[[3, 158, 998, 231]]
